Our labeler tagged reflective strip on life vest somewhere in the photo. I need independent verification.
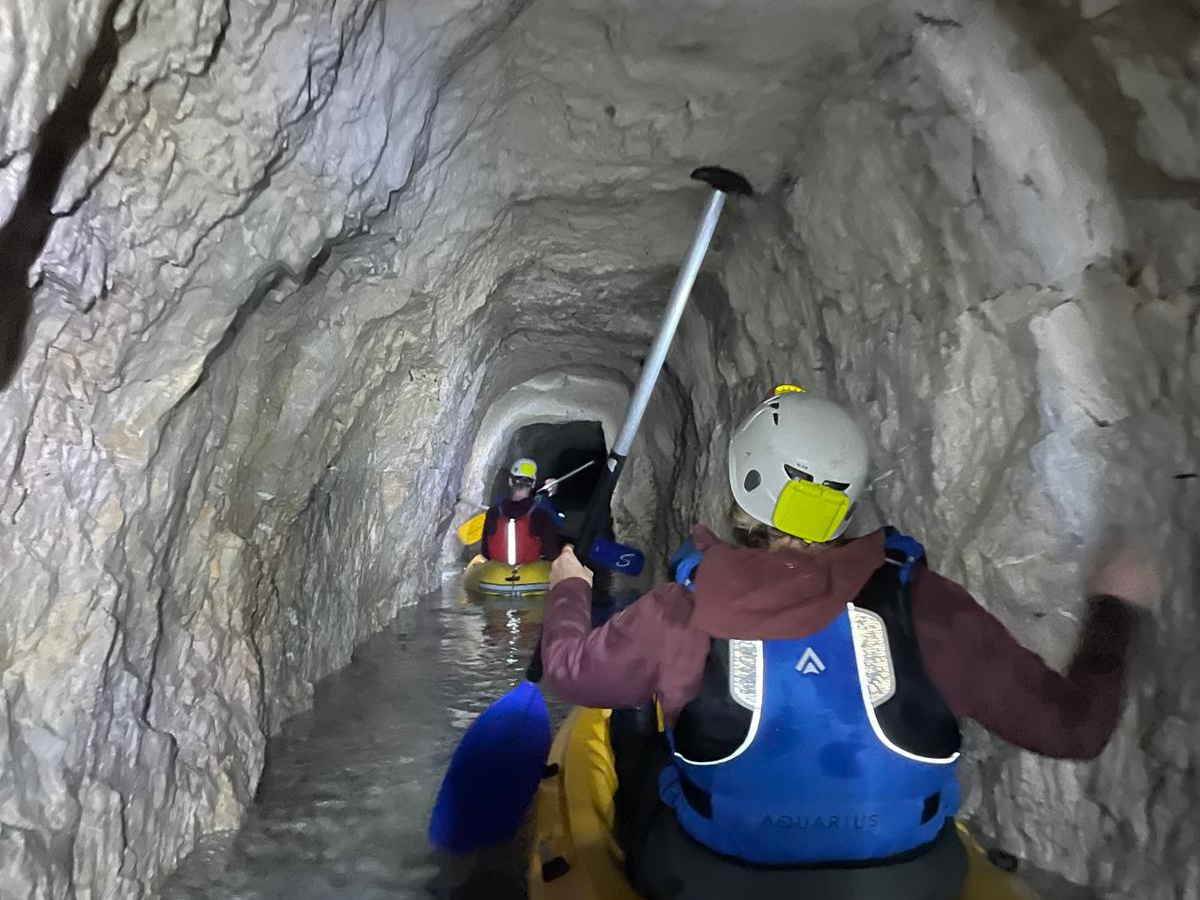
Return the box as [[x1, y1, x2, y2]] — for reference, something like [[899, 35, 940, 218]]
[[506, 518, 517, 566], [675, 639, 764, 767], [848, 602, 960, 765]]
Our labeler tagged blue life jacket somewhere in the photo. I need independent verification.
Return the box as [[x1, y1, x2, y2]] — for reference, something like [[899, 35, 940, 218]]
[[660, 529, 961, 866]]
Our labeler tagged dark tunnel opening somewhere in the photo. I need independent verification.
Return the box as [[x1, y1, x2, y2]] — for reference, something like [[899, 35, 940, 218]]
[[490, 420, 608, 540]]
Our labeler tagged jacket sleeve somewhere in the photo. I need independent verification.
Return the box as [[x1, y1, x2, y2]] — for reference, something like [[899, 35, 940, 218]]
[[541, 578, 706, 714], [531, 507, 562, 559], [911, 568, 1143, 759], [479, 507, 498, 560]]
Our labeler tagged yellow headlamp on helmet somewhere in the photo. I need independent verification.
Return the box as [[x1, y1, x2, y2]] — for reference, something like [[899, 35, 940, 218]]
[[771, 479, 851, 543], [510, 458, 538, 480]]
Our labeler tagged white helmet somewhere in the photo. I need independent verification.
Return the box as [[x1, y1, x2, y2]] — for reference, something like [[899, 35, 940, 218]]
[[510, 458, 538, 481], [728, 386, 869, 542]]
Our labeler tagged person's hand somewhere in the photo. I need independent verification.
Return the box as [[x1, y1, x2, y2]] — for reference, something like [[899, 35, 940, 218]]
[[551, 544, 593, 588], [543, 479, 559, 497], [1088, 540, 1161, 611]]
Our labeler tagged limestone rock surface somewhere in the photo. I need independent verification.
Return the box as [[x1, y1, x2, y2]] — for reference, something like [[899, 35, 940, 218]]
[[0, 1, 1197, 899]]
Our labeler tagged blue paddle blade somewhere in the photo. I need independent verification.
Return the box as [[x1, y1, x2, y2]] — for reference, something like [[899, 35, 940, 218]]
[[590, 538, 645, 576], [428, 680, 552, 853]]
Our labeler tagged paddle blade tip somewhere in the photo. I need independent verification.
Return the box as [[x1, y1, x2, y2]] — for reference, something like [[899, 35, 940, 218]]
[[427, 682, 553, 853], [457, 512, 486, 544], [590, 539, 645, 576], [691, 166, 754, 196]]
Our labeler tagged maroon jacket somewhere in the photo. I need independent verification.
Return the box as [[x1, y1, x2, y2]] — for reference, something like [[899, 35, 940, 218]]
[[542, 526, 1141, 759], [480, 496, 562, 561]]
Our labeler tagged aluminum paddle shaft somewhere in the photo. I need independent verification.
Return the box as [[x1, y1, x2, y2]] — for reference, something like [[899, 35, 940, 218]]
[[577, 166, 753, 562]]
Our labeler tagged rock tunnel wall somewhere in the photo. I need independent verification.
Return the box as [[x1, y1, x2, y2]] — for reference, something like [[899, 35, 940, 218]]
[[0, 1, 1197, 899]]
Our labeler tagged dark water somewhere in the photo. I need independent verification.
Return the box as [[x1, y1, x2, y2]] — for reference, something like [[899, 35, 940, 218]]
[[160, 581, 555, 900]]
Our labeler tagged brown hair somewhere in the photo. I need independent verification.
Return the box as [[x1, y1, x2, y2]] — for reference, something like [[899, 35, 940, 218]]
[[729, 503, 850, 552], [730, 503, 786, 549]]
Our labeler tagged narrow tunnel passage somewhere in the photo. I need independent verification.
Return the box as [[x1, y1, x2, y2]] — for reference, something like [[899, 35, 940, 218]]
[[488, 420, 608, 541], [0, 1, 1196, 899]]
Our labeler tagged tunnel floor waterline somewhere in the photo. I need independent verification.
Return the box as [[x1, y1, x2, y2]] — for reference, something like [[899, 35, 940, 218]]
[[160, 581, 558, 900]]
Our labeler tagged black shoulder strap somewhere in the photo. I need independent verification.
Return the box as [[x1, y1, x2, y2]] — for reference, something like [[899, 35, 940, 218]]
[[855, 542, 961, 760]]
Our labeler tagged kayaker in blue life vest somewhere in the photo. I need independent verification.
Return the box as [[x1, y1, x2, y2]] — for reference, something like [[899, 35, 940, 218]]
[[480, 458, 563, 565], [539, 386, 1157, 900]]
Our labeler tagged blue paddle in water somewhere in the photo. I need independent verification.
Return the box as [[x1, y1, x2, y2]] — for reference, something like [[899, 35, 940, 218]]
[[427, 680, 551, 852], [428, 166, 752, 854]]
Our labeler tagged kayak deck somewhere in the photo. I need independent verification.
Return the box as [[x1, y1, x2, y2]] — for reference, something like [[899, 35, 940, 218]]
[[464, 557, 552, 597], [529, 708, 1041, 900]]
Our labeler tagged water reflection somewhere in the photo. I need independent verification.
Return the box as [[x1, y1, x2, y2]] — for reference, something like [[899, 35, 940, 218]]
[[160, 580, 554, 900]]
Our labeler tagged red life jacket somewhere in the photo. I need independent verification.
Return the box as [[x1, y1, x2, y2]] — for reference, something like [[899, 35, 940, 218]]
[[485, 508, 542, 565]]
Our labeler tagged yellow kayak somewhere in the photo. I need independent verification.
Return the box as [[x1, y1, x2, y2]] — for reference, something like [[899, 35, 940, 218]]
[[464, 557, 552, 597], [529, 708, 1040, 900]]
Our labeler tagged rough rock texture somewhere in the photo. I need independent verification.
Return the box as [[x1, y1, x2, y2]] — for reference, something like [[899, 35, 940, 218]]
[[0, 1, 1197, 899]]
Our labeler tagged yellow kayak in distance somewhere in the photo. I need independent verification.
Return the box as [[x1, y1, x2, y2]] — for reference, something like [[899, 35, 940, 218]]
[[463, 556, 552, 598], [529, 708, 1041, 900]]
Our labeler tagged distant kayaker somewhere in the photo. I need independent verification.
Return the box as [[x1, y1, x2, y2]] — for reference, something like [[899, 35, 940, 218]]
[[480, 458, 563, 565], [539, 386, 1156, 900]]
